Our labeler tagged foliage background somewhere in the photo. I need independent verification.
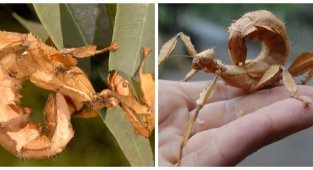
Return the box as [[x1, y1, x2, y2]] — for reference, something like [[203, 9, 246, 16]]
[[0, 3, 154, 166], [159, 4, 313, 166]]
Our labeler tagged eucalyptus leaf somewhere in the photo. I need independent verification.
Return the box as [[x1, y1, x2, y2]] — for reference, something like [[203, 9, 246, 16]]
[[101, 107, 154, 166], [105, 4, 117, 29], [0, 5, 28, 33], [109, 4, 155, 75], [11, 12, 49, 41], [33, 4, 63, 49], [90, 4, 115, 86], [33, 4, 91, 74], [102, 3, 155, 166]]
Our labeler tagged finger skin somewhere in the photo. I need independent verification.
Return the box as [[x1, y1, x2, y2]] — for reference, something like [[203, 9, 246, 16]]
[[159, 80, 244, 123], [158, 79, 245, 166], [158, 79, 313, 166], [192, 85, 313, 135], [181, 96, 313, 166], [158, 80, 187, 125]]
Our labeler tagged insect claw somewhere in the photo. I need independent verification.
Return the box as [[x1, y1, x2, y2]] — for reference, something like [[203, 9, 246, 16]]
[[109, 40, 119, 51], [95, 41, 119, 55], [291, 94, 311, 108], [303, 100, 311, 108]]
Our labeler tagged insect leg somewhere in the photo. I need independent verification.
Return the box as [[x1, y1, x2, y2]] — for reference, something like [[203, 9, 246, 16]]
[[177, 74, 219, 166], [182, 69, 199, 82], [302, 69, 313, 85], [159, 32, 200, 81], [250, 65, 281, 91], [122, 105, 150, 138], [288, 52, 313, 85], [137, 48, 155, 134], [281, 66, 310, 107], [185, 48, 218, 81], [159, 32, 197, 65], [60, 41, 118, 59]]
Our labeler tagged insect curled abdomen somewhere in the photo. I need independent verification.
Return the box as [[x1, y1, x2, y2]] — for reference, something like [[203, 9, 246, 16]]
[[228, 10, 289, 66], [0, 65, 74, 158], [0, 31, 92, 158]]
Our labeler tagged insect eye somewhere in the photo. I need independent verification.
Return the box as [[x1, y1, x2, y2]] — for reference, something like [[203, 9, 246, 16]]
[[122, 82, 128, 88]]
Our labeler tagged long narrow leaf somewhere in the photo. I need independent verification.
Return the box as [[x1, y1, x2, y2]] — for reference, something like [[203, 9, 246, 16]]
[[33, 4, 91, 73], [102, 4, 155, 166], [90, 4, 115, 85], [109, 4, 155, 75], [101, 108, 154, 166], [11, 13, 49, 41]]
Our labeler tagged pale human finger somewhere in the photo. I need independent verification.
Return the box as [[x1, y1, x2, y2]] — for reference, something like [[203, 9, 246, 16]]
[[158, 80, 245, 122], [181, 96, 313, 166], [191, 85, 313, 136]]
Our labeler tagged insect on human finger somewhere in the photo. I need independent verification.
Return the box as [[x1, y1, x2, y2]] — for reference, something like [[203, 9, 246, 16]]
[[159, 10, 313, 165]]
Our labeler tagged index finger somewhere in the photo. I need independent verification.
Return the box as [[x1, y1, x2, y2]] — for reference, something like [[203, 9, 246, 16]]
[[160, 79, 246, 111], [181, 96, 313, 166], [158, 80, 245, 123]]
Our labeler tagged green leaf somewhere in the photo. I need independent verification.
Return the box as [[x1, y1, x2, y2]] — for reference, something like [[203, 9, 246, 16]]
[[33, 4, 91, 74], [33, 4, 90, 48], [105, 4, 117, 29], [90, 4, 116, 89], [109, 4, 155, 75], [101, 108, 154, 166], [0, 5, 29, 33], [102, 4, 155, 166], [33, 4, 63, 49], [11, 12, 49, 41]]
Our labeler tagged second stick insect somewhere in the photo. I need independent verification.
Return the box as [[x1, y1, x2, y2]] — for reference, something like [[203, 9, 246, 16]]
[[159, 10, 313, 165]]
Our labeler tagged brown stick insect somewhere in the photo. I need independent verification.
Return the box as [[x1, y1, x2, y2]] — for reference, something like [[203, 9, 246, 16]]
[[159, 10, 313, 165], [0, 31, 154, 159]]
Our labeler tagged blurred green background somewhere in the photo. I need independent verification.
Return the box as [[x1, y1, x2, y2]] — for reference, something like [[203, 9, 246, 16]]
[[0, 4, 154, 166], [159, 4, 313, 166]]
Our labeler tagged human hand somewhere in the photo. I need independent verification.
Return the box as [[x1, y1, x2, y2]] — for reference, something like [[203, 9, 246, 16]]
[[158, 80, 313, 166]]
